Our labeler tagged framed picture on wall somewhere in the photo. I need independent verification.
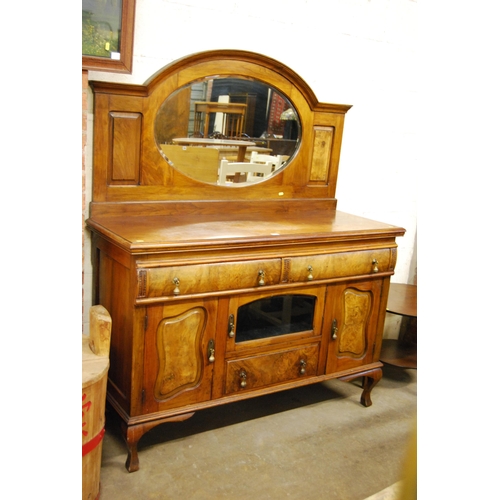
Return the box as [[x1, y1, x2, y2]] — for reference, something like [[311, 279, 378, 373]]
[[82, 0, 136, 73]]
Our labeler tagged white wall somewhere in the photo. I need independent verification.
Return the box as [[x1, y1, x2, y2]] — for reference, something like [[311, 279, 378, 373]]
[[84, 0, 417, 332]]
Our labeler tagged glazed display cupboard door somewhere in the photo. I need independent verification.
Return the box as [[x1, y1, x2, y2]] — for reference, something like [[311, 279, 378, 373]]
[[324, 279, 385, 374], [141, 299, 218, 414], [225, 287, 326, 352], [222, 287, 327, 396]]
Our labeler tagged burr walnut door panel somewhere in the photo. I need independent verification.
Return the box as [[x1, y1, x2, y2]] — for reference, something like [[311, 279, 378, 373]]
[[141, 299, 218, 413], [324, 279, 384, 374]]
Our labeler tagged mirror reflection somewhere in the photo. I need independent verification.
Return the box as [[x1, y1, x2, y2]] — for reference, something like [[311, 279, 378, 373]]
[[155, 77, 300, 186]]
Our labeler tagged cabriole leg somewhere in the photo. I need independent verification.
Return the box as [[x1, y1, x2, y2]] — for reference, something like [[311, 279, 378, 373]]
[[338, 366, 383, 408], [360, 368, 383, 407], [122, 422, 147, 472], [121, 412, 196, 472]]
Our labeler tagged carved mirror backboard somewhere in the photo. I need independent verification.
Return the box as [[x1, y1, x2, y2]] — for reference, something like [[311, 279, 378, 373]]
[[90, 50, 351, 205]]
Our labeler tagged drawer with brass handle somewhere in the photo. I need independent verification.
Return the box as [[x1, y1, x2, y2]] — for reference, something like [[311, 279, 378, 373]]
[[224, 344, 319, 394], [137, 258, 282, 299], [282, 248, 395, 283]]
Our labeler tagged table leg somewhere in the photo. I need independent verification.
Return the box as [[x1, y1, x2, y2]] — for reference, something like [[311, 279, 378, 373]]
[[236, 146, 247, 162]]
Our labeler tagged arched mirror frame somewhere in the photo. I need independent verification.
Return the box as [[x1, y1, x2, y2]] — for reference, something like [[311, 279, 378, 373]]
[[90, 50, 351, 209]]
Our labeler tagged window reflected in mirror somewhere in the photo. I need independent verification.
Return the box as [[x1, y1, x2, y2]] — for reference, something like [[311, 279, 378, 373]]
[[155, 77, 301, 186], [236, 295, 315, 343]]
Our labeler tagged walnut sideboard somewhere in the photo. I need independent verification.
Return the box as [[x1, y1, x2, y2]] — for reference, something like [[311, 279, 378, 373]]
[[87, 50, 405, 472]]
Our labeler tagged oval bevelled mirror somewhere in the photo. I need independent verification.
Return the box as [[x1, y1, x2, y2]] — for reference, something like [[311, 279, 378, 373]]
[[154, 76, 301, 186]]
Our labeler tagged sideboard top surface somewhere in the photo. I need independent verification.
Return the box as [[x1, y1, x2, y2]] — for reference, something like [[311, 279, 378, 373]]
[[87, 209, 405, 254]]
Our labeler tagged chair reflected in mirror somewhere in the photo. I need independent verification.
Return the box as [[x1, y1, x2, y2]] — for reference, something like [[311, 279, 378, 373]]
[[218, 159, 274, 185], [193, 101, 247, 138], [250, 151, 286, 170]]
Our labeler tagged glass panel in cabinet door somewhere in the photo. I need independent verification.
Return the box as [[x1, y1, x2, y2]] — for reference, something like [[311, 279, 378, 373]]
[[235, 294, 316, 343]]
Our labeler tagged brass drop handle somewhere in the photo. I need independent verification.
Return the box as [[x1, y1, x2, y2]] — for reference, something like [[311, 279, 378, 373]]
[[372, 259, 379, 273], [228, 314, 235, 338], [299, 359, 307, 375], [208, 339, 215, 363], [172, 277, 180, 295], [258, 269, 265, 286], [239, 370, 247, 388], [307, 265, 313, 281], [331, 319, 338, 340]]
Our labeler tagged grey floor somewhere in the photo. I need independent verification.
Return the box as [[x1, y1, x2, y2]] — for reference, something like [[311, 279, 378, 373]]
[[99, 364, 416, 500]]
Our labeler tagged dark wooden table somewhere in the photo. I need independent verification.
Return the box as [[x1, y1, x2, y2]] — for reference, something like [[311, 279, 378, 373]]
[[380, 283, 417, 369]]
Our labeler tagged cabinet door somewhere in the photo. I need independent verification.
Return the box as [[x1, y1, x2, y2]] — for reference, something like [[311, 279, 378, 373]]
[[225, 286, 325, 353], [324, 280, 384, 374], [141, 299, 218, 413]]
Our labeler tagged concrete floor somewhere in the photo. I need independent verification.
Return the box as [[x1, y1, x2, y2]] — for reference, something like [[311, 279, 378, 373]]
[[98, 364, 416, 500]]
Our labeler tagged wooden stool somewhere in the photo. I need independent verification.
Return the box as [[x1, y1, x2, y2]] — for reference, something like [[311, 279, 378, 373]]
[[380, 283, 417, 369]]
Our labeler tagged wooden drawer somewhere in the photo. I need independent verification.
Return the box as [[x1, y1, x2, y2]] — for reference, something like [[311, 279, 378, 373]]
[[224, 344, 319, 394], [283, 248, 393, 283], [137, 258, 282, 299]]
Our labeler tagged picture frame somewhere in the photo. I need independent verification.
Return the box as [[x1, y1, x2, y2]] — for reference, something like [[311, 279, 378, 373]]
[[82, 0, 136, 74]]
